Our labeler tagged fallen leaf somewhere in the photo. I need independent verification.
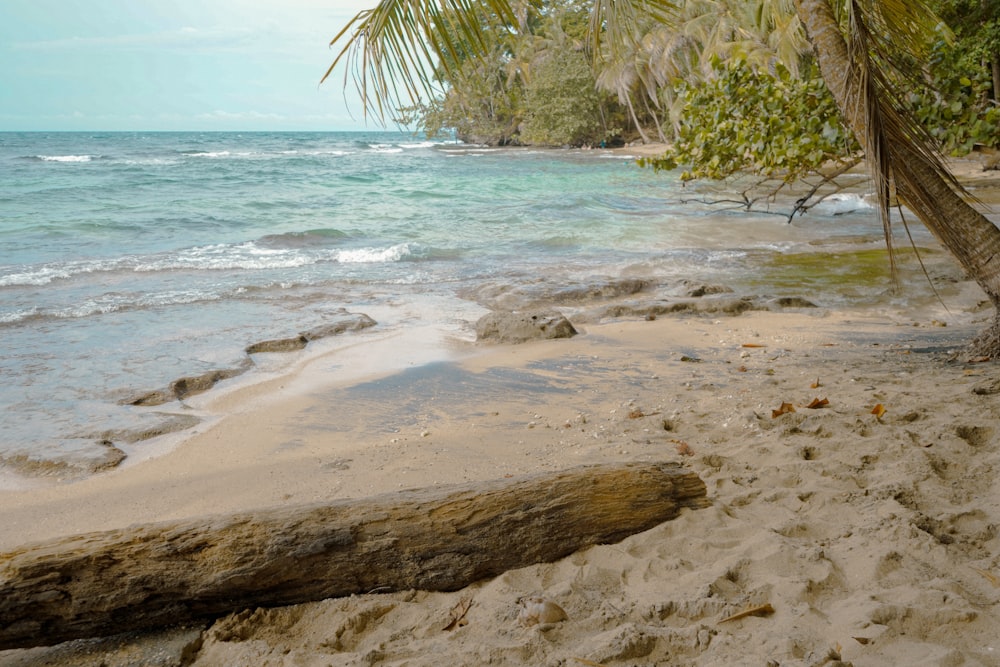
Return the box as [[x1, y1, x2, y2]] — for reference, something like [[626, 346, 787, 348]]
[[853, 637, 871, 645], [871, 403, 887, 419], [805, 397, 829, 409], [972, 567, 1000, 587], [627, 408, 644, 419], [672, 439, 694, 456], [719, 603, 775, 623], [680, 355, 701, 363], [810, 377, 822, 389], [737, 365, 748, 372], [772, 402, 796, 418], [570, 659, 607, 667], [443, 597, 473, 631], [741, 343, 766, 348]]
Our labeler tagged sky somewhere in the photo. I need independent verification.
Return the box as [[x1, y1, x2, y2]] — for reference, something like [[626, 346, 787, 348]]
[[0, 0, 382, 131]]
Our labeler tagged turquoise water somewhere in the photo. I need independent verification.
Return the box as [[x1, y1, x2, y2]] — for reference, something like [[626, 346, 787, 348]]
[[0, 131, 905, 477]]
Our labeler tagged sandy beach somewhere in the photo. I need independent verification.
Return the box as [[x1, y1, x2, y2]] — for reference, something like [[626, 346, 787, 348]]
[[3, 160, 1000, 666]]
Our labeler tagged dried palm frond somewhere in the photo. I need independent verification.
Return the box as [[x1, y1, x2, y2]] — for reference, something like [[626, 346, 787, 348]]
[[840, 0, 964, 286]]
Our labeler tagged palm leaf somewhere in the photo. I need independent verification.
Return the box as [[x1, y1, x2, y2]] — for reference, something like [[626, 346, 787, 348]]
[[841, 0, 964, 285], [325, 0, 679, 122], [589, 0, 677, 64], [322, 0, 522, 121]]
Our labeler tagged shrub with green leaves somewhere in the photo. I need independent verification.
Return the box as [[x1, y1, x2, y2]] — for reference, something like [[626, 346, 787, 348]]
[[520, 48, 606, 146], [905, 41, 1000, 154], [640, 60, 858, 182]]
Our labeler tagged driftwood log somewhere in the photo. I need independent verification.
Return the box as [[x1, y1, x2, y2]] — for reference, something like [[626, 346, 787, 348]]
[[0, 461, 707, 650]]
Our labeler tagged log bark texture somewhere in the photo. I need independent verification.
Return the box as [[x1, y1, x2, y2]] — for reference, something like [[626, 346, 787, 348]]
[[0, 461, 707, 649]]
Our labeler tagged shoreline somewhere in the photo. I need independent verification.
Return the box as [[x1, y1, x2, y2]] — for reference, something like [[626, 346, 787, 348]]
[[3, 155, 1000, 664], [0, 303, 984, 550], [3, 304, 1000, 665]]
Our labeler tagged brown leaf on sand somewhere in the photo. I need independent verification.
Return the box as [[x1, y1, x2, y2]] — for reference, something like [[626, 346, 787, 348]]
[[671, 439, 694, 456], [810, 377, 822, 389], [805, 397, 829, 409], [772, 402, 796, 418], [570, 659, 607, 667], [627, 408, 644, 419], [443, 597, 473, 631], [741, 343, 766, 348], [718, 603, 774, 623], [871, 403, 887, 419], [853, 636, 872, 645], [972, 567, 1000, 587]]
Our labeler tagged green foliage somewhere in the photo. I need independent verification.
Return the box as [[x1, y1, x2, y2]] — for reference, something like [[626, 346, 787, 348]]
[[929, 0, 1000, 66], [640, 60, 858, 182], [407, 45, 525, 145], [902, 1, 1000, 154], [520, 48, 605, 146], [400, 0, 627, 146], [905, 56, 1000, 154]]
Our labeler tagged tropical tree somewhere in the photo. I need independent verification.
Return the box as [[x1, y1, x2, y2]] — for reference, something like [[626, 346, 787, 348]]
[[794, 0, 1000, 353], [324, 0, 1000, 355]]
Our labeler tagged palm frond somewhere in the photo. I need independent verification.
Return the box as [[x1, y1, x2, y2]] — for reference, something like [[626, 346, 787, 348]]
[[842, 0, 966, 286], [589, 0, 677, 64], [323, 0, 521, 122], [846, 0, 895, 282]]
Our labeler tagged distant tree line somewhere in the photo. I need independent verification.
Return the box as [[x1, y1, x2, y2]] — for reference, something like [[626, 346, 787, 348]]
[[398, 0, 1000, 171]]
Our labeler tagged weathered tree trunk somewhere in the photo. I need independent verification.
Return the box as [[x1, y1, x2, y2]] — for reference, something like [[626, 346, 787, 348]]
[[625, 93, 652, 144], [796, 0, 1000, 355], [0, 461, 707, 650]]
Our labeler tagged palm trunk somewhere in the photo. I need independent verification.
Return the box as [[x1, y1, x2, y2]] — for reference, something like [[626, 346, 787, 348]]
[[624, 93, 652, 144], [795, 0, 1000, 354]]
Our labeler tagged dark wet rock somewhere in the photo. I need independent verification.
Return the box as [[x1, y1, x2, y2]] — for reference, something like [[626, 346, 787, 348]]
[[247, 311, 377, 353], [125, 312, 376, 407], [125, 390, 175, 407], [302, 313, 377, 341], [463, 278, 652, 311], [171, 366, 249, 400], [475, 310, 578, 344], [588, 296, 762, 321], [245, 336, 308, 354], [0, 440, 126, 478], [124, 361, 253, 407], [768, 296, 818, 309], [549, 279, 651, 302], [88, 414, 203, 445], [681, 282, 733, 298]]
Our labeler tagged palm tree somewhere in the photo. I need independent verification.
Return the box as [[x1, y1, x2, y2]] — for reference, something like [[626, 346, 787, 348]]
[[324, 0, 1000, 354], [794, 0, 1000, 354]]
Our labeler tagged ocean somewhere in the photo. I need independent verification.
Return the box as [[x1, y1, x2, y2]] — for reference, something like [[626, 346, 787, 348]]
[[0, 131, 935, 481]]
